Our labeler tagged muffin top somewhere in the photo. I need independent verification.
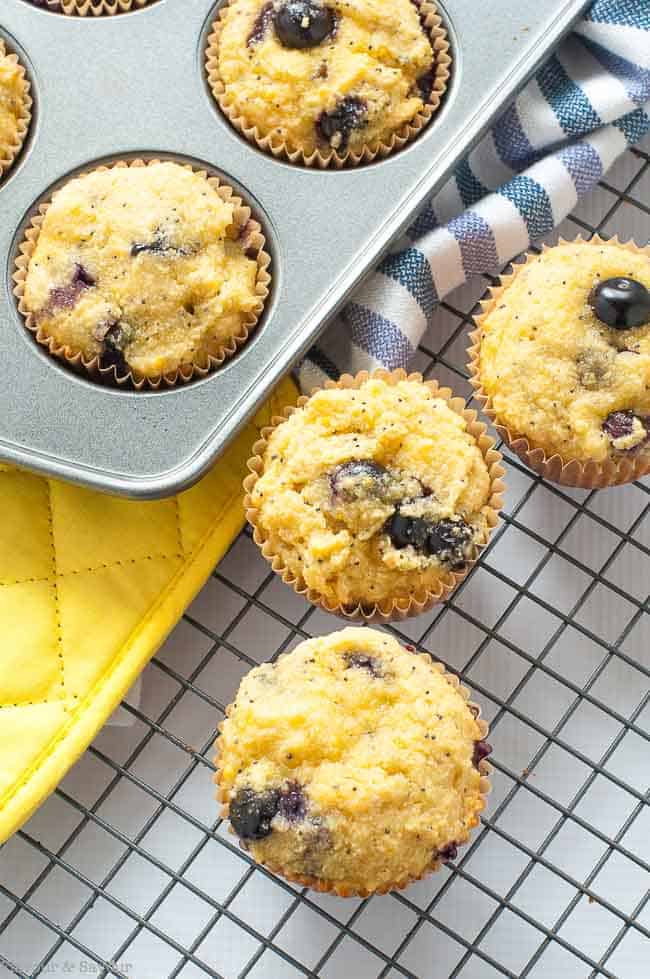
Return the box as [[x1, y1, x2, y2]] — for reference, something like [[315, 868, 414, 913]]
[[478, 241, 650, 463], [218, 628, 489, 894], [0, 47, 28, 167], [250, 376, 493, 607], [22, 162, 262, 377], [215, 0, 436, 157]]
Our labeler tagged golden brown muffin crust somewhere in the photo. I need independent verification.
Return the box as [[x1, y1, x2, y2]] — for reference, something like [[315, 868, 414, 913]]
[[250, 376, 493, 606], [22, 162, 262, 378], [478, 241, 650, 463], [218, 628, 489, 894], [215, 0, 435, 156]]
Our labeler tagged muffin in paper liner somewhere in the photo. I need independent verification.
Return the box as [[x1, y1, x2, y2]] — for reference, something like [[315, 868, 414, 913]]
[[13, 158, 271, 390], [468, 236, 650, 489], [214, 629, 492, 898], [27, 0, 152, 15], [0, 39, 32, 182], [205, 0, 451, 169], [243, 369, 506, 622]]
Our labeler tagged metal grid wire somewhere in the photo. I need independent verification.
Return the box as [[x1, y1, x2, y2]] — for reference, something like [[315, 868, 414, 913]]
[[0, 138, 649, 979]]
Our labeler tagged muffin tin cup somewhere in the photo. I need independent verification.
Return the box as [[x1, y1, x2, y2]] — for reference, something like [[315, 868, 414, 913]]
[[205, 0, 452, 169], [214, 648, 492, 898], [243, 368, 506, 622], [29, 0, 151, 15], [0, 39, 32, 182], [468, 235, 650, 489], [12, 158, 272, 390]]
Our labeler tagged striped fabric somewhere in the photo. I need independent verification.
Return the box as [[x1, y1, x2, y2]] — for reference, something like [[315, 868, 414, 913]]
[[298, 0, 650, 391]]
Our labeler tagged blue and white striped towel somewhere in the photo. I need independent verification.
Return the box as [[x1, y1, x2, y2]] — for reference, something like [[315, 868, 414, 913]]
[[298, 0, 650, 391]]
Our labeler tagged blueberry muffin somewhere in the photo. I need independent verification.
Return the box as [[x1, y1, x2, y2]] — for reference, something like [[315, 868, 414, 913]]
[[216, 628, 491, 895], [0, 41, 31, 180], [18, 161, 268, 382], [472, 239, 650, 484], [246, 372, 503, 615], [208, 0, 450, 164]]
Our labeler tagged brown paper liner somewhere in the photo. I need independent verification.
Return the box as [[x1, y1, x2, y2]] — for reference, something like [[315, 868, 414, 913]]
[[33, 0, 152, 15], [468, 235, 650, 489], [244, 368, 506, 622], [13, 158, 271, 391], [0, 40, 32, 182], [214, 646, 492, 897], [205, 0, 452, 169]]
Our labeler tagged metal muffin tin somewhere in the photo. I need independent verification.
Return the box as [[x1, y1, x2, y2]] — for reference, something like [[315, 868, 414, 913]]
[[0, 0, 588, 499]]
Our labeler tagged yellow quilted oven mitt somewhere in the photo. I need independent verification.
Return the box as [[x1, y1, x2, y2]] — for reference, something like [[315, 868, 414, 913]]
[[0, 376, 297, 845]]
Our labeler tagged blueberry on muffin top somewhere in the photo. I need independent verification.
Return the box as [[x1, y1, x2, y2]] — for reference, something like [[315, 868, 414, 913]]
[[249, 376, 494, 607], [478, 241, 650, 462], [214, 0, 439, 157], [22, 162, 264, 378], [217, 628, 489, 894]]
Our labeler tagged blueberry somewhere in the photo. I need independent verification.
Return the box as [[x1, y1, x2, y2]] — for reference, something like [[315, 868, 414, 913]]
[[386, 512, 413, 549], [277, 782, 307, 822], [602, 410, 649, 450], [603, 410, 636, 442], [437, 842, 458, 863], [416, 69, 435, 101], [387, 513, 431, 551], [100, 321, 130, 373], [131, 237, 164, 257], [72, 263, 96, 288], [329, 459, 389, 500], [589, 277, 650, 330], [229, 787, 280, 840], [473, 740, 492, 770], [387, 514, 474, 568], [274, 0, 336, 49], [131, 231, 191, 258], [247, 1, 274, 45], [317, 96, 368, 151], [238, 218, 260, 260], [230, 783, 308, 839], [344, 652, 383, 677], [47, 263, 96, 311], [48, 280, 85, 312]]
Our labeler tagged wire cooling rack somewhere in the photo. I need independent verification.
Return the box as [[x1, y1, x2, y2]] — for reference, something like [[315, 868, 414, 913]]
[[0, 137, 649, 979]]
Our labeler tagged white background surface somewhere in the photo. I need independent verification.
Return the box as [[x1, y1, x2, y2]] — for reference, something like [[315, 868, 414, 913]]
[[0, 139, 648, 978]]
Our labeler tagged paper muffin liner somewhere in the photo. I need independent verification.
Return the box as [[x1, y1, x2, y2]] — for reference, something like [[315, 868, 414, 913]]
[[205, 0, 452, 169], [13, 158, 271, 390], [244, 368, 506, 622], [0, 40, 32, 182], [215, 648, 492, 897], [468, 235, 650, 488], [33, 0, 151, 15]]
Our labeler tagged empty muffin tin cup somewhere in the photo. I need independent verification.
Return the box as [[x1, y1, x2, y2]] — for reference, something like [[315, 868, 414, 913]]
[[205, 0, 452, 169], [26, 0, 152, 15], [13, 158, 272, 390], [214, 649, 493, 897], [0, 39, 32, 182], [468, 235, 650, 488], [243, 368, 506, 622]]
